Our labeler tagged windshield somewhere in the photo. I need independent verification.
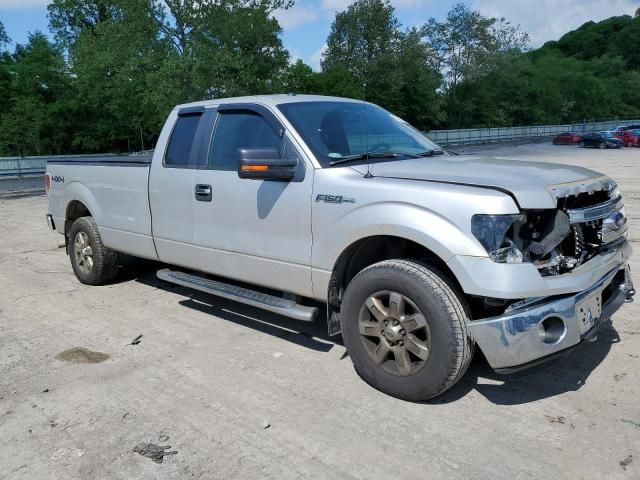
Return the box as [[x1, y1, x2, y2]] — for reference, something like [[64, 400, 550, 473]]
[[277, 101, 441, 167]]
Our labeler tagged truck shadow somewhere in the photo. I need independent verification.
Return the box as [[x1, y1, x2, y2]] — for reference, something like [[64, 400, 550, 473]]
[[433, 321, 621, 406], [129, 262, 620, 405], [132, 263, 339, 353]]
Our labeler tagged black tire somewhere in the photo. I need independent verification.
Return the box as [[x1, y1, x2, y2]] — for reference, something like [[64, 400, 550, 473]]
[[579, 141, 585, 148], [68, 216, 119, 285], [340, 260, 474, 401]]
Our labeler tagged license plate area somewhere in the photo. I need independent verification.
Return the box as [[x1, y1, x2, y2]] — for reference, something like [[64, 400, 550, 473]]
[[577, 292, 603, 335]]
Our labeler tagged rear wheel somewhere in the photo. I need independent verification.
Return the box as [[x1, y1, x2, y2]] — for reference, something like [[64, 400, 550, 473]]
[[340, 260, 474, 401], [599, 142, 606, 149], [68, 216, 119, 285]]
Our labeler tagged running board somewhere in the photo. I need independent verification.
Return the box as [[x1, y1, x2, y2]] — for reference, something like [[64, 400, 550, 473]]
[[157, 269, 318, 322]]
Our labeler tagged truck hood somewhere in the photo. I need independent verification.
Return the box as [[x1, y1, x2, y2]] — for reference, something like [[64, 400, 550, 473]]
[[366, 155, 608, 209]]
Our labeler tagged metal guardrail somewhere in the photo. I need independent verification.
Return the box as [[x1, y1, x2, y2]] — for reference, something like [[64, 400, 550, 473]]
[[0, 154, 128, 178], [425, 119, 640, 146], [0, 157, 48, 177], [1, 118, 639, 176]]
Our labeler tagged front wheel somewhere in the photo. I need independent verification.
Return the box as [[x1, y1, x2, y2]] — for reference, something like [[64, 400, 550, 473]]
[[68, 216, 119, 285], [340, 260, 474, 401], [599, 142, 606, 149]]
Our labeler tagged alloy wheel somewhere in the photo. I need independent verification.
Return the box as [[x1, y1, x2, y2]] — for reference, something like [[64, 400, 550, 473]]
[[357, 290, 431, 376], [74, 231, 94, 274]]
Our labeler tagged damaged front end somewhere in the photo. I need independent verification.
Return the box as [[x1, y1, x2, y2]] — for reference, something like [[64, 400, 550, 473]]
[[466, 177, 634, 372], [472, 178, 628, 277]]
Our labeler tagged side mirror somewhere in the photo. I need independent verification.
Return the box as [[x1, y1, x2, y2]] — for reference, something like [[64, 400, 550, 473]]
[[237, 148, 297, 181]]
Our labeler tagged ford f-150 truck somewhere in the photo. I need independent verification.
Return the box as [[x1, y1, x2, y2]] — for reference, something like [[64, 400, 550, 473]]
[[45, 95, 635, 401]]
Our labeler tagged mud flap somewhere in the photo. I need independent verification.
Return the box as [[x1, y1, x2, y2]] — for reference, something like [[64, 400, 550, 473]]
[[327, 310, 342, 336]]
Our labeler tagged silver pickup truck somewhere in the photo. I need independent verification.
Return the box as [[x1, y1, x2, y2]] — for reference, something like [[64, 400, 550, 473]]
[[45, 94, 634, 400]]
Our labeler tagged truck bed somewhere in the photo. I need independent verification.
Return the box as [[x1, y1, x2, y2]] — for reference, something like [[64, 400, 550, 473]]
[[46, 154, 158, 260]]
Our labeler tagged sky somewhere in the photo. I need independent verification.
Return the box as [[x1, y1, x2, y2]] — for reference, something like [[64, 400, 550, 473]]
[[1, 0, 639, 69]]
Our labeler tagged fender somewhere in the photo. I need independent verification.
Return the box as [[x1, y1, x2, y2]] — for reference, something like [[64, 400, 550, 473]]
[[62, 181, 104, 227], [311, 201, 490, 299]]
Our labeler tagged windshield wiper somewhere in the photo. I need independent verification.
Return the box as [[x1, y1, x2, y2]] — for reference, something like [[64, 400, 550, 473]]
[[329, 151, 420, 167], [416, 149, 446, 157]]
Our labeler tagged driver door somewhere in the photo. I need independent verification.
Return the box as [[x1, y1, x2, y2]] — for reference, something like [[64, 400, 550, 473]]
[[192, 105, 314, 297]]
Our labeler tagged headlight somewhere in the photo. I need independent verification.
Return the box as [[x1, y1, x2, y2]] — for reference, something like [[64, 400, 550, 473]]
[[471, 214, 525, 263]]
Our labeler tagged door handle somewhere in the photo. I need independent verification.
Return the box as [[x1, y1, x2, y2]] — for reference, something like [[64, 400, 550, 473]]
[[195, 184, 212, 202]]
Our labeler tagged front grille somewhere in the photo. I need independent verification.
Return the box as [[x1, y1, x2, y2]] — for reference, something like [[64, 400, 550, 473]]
[[557, 190, 610, 210], [535, 186, 626, 277]]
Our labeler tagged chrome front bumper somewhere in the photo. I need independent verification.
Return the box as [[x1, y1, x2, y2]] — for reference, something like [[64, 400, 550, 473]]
[[469, 264, 635, 371]]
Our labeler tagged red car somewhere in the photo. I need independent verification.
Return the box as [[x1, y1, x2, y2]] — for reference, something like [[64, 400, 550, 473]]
[[553, 132, 582, 145], [614, 130, 639, 147]]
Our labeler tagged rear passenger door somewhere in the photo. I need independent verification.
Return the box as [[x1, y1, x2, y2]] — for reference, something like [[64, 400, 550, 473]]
[[192, 104, 314, 297], [149, 107, 210, 269]]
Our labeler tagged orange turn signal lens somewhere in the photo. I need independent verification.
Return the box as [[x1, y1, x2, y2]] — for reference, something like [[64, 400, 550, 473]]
[[241, 165, 269, 172]]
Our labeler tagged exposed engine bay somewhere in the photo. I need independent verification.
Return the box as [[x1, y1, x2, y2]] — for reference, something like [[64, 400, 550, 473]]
[[512, 180, 627, 276]]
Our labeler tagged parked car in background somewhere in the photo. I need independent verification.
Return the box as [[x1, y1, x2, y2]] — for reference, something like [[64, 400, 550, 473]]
[[552, 132, 582, 145], [614, 130, 639, 147], [581, 132, 623, 149], [617, 125, 640, 131]]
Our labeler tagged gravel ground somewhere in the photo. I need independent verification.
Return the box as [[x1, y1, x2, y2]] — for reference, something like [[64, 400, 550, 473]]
[[1, 142, 639, 479]]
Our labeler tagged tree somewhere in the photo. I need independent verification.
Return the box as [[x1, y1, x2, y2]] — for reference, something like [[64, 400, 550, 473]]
[[322, 0, 399, 82], [394, 27, 443, 129], [281, 59, 318, 92], [320, 0, 441, 129], [147, 0, 291, 102], [48, 0, 170, 152], [421, 3, 529, 126], [0, 33, 70, 156], [0, 20, 10, 47], [0, 21, 13, 115], [47, 0, 292, 152]]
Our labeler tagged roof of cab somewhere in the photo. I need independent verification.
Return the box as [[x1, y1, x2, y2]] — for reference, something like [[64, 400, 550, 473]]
[[173, 94, 360, 111]]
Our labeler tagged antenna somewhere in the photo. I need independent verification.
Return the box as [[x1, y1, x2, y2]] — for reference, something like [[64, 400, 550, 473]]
[[362, 81, 373, 179]]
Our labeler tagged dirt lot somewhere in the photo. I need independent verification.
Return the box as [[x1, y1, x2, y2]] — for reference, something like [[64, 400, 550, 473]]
[[1, 142, 639, 479]]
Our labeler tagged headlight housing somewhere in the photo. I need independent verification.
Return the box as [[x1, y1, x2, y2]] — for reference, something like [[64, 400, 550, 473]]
[[471, 214, 525, 263]]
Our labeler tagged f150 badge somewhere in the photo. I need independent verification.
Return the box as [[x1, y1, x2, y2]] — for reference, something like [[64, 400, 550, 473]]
[[316, 194, 355, 204]]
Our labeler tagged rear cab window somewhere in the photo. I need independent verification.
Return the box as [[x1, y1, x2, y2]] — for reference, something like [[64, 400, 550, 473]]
[[165, 111, 203, 168]]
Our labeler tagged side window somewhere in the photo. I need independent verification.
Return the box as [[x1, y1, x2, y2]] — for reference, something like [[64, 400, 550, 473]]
[[209, 111, 281, 171], [165, 113, 202, 168]]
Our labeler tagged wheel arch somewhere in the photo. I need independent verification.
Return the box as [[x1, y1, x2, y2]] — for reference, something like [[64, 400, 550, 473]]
[[61, 182, 103, 236], [325, 235, 463, 331]]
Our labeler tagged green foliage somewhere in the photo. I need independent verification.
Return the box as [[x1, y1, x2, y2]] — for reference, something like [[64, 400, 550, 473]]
[[0, 21, 10, 47], [0, 33, 71, 155], [318, 0, 442, 129], [421, 2, 529, 127], [0, 3, 638, 155], [454, 14, 640, 128]]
